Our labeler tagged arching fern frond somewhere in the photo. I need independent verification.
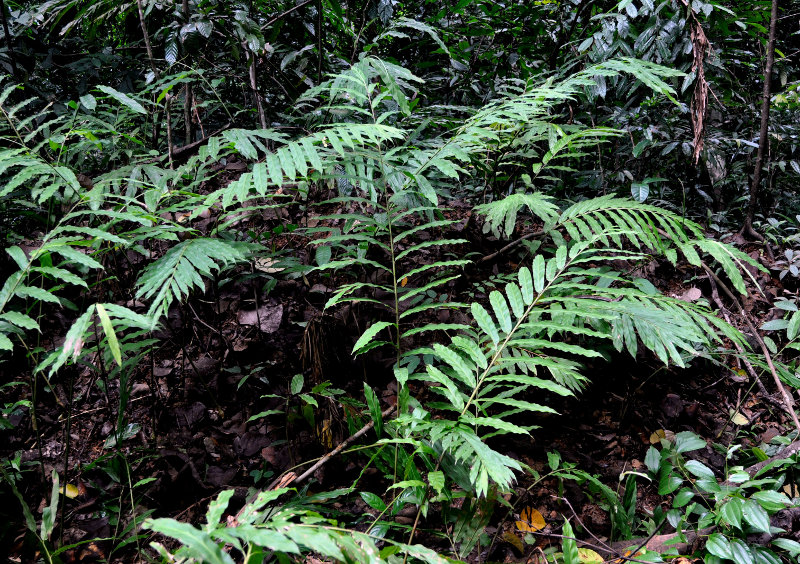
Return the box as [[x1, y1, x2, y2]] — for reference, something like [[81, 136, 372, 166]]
[[136, 238, 251, 319]]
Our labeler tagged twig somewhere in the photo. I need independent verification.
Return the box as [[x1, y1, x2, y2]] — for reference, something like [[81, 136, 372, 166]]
[[704, 270, 772, 400], [290, 404, 395, 485], [260, 0, 316, 31], [559, 496, 614, 553], [702, 263, 800, 435], [238, 403, 397, 507], [478, 228, 545, 265]]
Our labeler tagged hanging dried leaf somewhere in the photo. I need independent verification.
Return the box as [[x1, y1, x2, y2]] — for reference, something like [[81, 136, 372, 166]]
[[516, 506, 546, 532]]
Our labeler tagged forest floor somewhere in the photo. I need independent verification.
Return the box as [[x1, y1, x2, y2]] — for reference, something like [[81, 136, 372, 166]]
[[1, 169, 796, 563]]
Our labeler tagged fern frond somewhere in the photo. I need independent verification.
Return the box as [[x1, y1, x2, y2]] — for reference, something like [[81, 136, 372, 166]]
[[474, 192, 559, 239], [136, 238, 250, 318]]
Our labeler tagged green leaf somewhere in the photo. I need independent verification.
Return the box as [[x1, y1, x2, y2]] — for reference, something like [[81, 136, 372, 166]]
[[658, 473, 682, 495], [6, 245, 27, 269], [532, 254, 545, 294], [0, 311, 39, 331], [428, 471, 445, 494], [706, 533, 733, 560], [472, 302, 499, 345], [489, 291, 512, 333], [631, 182, 649, 202], [290, 374, 304, 395], [205, 490, 234, 531], [644, 446, 661, 473], [719, 498, 743, 529], [15, 285, 61, 305], [673, 488, 694, 508], [360, 491, 386, 511], [742, 498, 771, 533], [352, 321, 394, 355], [684, 460, 715, 480], [433, 343, 476, 388], [96, 85, 147, 114], [674, 431, 706, 453], [772, 538, 800, 557], [729, 538, 755, 564], [519, 267, 534, 304], [751, 490, 790, 512], [761, 319, 789, 331], [364, 383, 383, 438], [562, 518, 579, 564], [145, 518, 235, 564], [95, 304, 121, 367], [79, 93, 97, 110]]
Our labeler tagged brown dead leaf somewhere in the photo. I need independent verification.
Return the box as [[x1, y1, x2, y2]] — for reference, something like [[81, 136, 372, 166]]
[[516, 506, 546, 532], [237, 303, 283, 333]]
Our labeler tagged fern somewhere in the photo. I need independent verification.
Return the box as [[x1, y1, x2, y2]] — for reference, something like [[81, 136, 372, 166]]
[[136, 238, 251, 319]]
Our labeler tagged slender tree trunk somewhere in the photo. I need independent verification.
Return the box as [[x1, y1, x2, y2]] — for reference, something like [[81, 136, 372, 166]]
[[249, 52, 267, 129], [182, 0, 193, 145], [136, 0, 162, 147], [741, 0, 779, 240], [0, 0, 18, 78], [317, 0, 323, 84]]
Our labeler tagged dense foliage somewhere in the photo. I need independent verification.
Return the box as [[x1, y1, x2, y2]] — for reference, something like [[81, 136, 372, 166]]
[[1, 0, 799, 563]]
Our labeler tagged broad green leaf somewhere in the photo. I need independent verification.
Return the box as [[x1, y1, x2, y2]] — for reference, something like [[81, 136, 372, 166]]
[[742, 498, 771, 533], [290, 374, 304, 395], [352, 321, 394, 355], [360, 491, 386, 511], [0, 311, 39, 331], [428, 471, 445, 494], [96, 85, 147, 114], [729, 538, 755, 564], [205, 490, 234, 531], [674, 431, 706, 453], [719, 498, 743, 529], [532, 254, 545, 294], [519, 267, 534, 304], [672, 487, 694, 508], [684, 460, 715, 480], [706, 533, 733, 560]]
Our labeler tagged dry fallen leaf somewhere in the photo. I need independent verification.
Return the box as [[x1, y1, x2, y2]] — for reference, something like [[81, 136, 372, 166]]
[[516, 506, 546, 532], [237, 303, 283, 333], [503, 531, 524, 552], [60, 483, 81, 499], [578, 548, 603, 563], [730, 410, 749, 426]]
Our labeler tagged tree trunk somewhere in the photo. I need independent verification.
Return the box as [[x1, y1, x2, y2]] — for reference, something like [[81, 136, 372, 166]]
[[0, 0, 18, 78], [741, 0, 779, 240]]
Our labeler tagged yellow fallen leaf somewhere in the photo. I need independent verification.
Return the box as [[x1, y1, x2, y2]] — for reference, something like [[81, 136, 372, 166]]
[[60, 483, 80, 499], [578, 548, 603, 563], [516, 506, 546, 532], [730, 410, 749, 426]]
